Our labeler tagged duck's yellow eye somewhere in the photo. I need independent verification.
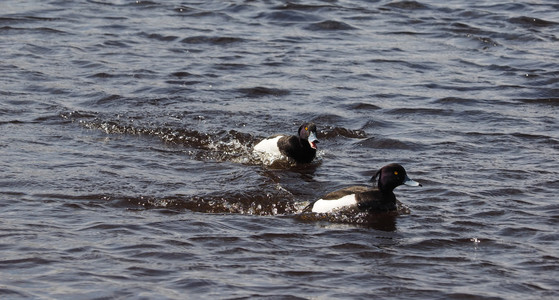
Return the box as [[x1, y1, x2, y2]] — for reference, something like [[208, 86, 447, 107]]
[[394, 171, 398, 175]]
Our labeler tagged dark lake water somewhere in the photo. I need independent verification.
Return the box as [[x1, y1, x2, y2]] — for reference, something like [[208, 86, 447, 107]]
[[2, 0, 559, 299]]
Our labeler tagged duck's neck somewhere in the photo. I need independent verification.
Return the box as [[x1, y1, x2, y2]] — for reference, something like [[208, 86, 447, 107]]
[[298, 137, 310, 149], [378, 187, 396, 203]]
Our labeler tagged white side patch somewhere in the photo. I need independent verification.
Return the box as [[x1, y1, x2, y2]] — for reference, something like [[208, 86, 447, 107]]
[[253, 136, 283, 156], [311, 194, 357, 213]]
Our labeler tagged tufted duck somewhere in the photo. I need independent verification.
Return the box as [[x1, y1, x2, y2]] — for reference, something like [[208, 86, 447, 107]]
[[307, 163, 421, 213], [253, 122, 319, 164]]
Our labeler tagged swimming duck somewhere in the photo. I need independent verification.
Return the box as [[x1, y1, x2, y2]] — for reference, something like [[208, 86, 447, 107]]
[[253, 122, 319, 164], [307, 163, 421, 213]]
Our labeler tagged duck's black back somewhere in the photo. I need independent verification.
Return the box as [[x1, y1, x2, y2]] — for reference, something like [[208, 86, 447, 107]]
[[355, 189, 397, 212], [321, 186, 369, 200]]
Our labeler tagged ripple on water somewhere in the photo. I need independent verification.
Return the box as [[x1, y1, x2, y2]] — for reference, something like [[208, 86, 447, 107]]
[[3, 0, 559, 298]]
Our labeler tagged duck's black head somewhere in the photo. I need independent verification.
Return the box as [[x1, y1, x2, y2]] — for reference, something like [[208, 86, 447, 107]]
[[371, 163, 422, 192], [298, 122, 319, 149]]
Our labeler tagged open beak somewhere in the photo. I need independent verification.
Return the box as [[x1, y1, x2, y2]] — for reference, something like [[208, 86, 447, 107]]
[[308, 132, 319, 149], [404, 175, 422, 187]]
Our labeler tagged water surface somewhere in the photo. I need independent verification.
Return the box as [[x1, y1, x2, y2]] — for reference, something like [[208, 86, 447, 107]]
[[1, 0, 558, 299]]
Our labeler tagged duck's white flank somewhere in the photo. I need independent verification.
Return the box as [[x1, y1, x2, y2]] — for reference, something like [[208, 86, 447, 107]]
[[253, 136, 283, 156], [311, 194, 358, 213]]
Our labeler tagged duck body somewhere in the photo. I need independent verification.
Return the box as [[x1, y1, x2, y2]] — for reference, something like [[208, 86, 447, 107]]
[[307, 163, 421, 214], [311, 186, 398, 213], [253, 123, 319, 164]]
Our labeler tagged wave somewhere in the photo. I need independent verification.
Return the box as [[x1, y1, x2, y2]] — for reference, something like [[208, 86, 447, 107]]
[[56, 110, 410, 228], [61, 110, 369, 164], [81, 192, 409, 230], [180, 36, 245, 45], [305, 20, 357, 31]]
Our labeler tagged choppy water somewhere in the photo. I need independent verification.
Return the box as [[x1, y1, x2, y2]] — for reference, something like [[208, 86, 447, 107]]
[[2, 0, 559, 299]]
